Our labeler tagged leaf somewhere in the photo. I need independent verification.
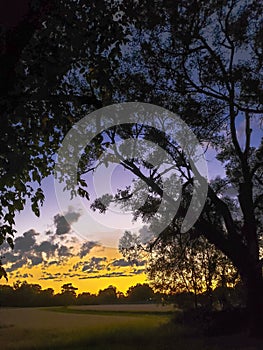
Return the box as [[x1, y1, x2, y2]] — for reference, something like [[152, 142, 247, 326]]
[[32, 170, 41, 184], [78, 187, 90, 200], [4, 213, 15, 225], [14, 200, 24, 211], [0, 266, 8, 282], [31, 202, 40, 217], [7, 237, 14, 250]]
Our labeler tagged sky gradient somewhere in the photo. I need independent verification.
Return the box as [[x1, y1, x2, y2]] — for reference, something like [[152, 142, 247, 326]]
[[1, 115, 262, 294]]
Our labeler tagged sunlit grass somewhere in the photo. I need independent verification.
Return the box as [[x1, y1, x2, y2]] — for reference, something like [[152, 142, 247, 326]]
[[0, 306, 169, 349], [0, 306, 262, 350]]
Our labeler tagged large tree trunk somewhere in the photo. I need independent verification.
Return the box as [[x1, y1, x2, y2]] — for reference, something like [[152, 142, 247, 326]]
[[242, 264, 263, 337]]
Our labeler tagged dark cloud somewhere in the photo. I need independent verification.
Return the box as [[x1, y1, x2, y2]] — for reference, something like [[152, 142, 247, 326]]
[[111, 258, 146, 268], [79, 241, 98, 258], [54, 214, 71, 235], [35, 241, 58, 258], [81, 257, 107, 273], [73, 257, 107, 273], [2, 227, 74, 272], [132, 269, 145, 275], [68, 273, 82, 278], [0, 241, 10, 252], [57, 245, 72, 257], [79, 271, 131, 279], [2, 252, 20, 263], [65, 236, 79, 245], [20, 273, 33, 278], [39, 272, 61, 280], [28, 256, 43, 266], [54, 208, 82, 235], [44, 260, 59, 267], [112, 258, 132, 267], [14, 229, 38, 252], [6, 259, 27, 272], [39, 275, 57, 280], [134, 260, 146, 267], [78, 268, 145, 280], [13, 273, 33, 279]]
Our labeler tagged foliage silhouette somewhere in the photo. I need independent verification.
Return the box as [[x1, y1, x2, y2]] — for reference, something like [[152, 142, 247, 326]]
[[0, 0, 262, 337]]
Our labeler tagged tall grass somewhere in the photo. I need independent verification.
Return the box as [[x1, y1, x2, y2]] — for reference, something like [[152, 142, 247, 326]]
[[0, 306, 262, 350]]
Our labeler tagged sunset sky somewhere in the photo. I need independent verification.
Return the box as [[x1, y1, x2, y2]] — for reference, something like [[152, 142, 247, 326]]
[[0, 0, 261, 296], [0, 116, 261, 294], [1, 167, 148, 294]]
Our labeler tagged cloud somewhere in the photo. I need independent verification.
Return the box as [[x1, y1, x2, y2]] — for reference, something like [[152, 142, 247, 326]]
[[112, 258, 133, 267], [132, 269, 145, 275], [57, 245, 72, 257], [1, 226, 75, 272], [0, 241, 9, 252], [79, 241, 98, 258], [13, 273, 33, 279], [20, 273, 33, 278], [35, 241, 58, 258], [79, 271, 131, 279], [133, 260, 146, 267], [14, 229, 38, 253], [54, 214, 71, 235], [44, 260, 59, 267], [68, 273, 82, 278], [39, 272, 61, 280], [28, 256, 43, 266], [6, 259, 27, 272], [111, 258, 146, 268], [2, 251, 19, 263], [54, 207, 82, 235], [65, 209, 81, 224], [73, 256, 107, 273], [81, 257, 107, 273]]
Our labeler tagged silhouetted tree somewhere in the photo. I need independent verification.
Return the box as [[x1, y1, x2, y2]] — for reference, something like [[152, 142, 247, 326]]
[[89, 0, 263, 335], [97, 285, 118, 304], [126, 284, 155, 304], [0, 0, 125, 276], [56, 283, 78, 305], [11, 281, 42, 306], [0, 0, 262, 338], [145, 231, 239, 309], [77, 292, 97, 305], [0, 285, 14, 306]]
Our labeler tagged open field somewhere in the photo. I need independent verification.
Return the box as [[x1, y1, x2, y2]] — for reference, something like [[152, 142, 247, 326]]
[[69, 303, 175, 312], [0, 305, 262, 350]]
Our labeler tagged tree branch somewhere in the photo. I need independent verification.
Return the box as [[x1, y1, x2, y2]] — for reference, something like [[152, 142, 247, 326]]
[[7, 93, 103, 109]]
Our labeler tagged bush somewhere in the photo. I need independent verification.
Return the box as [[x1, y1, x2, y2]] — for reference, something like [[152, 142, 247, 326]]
[[172, 307, 248, 336]]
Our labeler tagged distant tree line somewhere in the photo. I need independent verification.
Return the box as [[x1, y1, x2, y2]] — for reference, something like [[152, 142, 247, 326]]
[[0, 280, 245, 309], [0, 282, 157, 307]]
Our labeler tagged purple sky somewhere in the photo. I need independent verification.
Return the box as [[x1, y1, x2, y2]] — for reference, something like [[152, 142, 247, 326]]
[[14, 116, 262, 247]]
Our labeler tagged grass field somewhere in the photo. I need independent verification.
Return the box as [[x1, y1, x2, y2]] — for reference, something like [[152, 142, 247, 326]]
[[0, 305, 262, 350]]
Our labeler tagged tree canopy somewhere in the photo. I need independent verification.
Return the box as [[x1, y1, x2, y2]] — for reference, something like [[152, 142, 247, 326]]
[[0, 0, 262, 337], [89, 0, 263, 335], [0, 0, 125, 254]]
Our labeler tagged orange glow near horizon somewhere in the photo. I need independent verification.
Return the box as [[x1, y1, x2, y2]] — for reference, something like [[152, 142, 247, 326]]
[[3, 246, 148, 295]]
